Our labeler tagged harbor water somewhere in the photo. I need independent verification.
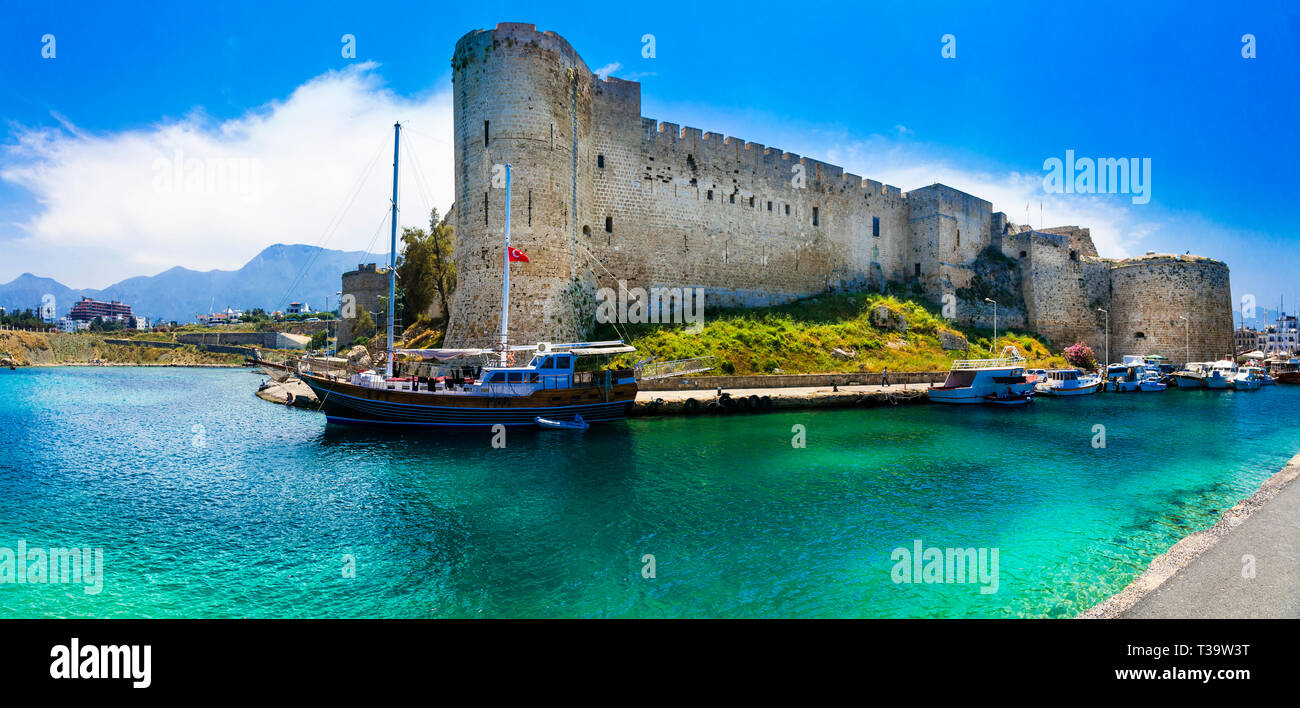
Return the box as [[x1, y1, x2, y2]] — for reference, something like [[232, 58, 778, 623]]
[[2, 366, 1298, 618]]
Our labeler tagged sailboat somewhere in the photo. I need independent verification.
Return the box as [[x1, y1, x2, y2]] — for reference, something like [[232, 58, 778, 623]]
[[295, 123, 639, 427]]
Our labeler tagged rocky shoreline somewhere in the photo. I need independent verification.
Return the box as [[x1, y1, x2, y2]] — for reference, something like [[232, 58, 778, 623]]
[[1079, 452, 1300, 618]]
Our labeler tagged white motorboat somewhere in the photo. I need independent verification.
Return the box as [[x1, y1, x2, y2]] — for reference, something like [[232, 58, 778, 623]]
[[1105, 362, 1143, 392], [1172, 362, 1207, 389], [1231, 367, 1263, 391], [929, 347, 1036, 404], [1204, 360, 1236, 389], [1138, 375, 1167, 392], [1035, 369, 1102, 396]]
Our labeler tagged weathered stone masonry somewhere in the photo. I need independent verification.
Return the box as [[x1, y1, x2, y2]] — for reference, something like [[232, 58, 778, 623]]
[[444, 23, 1233, 364]]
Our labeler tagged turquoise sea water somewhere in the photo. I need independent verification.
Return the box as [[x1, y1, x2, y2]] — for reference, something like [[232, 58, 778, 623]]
[[1, 366, 1297, 618]]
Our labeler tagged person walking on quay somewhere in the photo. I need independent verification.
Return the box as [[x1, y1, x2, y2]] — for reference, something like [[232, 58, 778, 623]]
[[881, 368, 890, 388]]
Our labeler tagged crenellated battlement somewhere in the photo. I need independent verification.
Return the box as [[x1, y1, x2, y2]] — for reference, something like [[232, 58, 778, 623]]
[[636, 118, 904, 196], [446, 22, 1234, 364]]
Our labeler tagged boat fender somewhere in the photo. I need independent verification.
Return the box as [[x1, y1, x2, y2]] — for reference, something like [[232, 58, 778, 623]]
[[684, 398, 701, 413], [758, 395, 772, 410], [747, 395, 760, 411]]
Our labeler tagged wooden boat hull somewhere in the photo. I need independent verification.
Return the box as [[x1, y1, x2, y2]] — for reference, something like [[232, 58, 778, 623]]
[[300, 374, 636, 427], [1276, 372, 1300, 384]]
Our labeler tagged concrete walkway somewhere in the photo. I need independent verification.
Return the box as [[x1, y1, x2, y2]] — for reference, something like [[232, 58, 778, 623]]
[[638, 382, 925, 402], [1083, 454, 1300, 619], [633, 383, 929, 415]]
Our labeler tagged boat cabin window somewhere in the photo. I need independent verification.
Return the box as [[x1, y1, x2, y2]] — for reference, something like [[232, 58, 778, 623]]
[[539, 357, 554, 369], [554, 355, 572, 370], [507, 372, 522, 383]]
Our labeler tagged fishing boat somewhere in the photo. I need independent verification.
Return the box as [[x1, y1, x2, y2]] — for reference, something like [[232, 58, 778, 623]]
[[1034, 369, 1102, 396], [1231, 367, 1263, 391], [535, 415, 590, 430], [929, 347, 1036, 404], [1203, 359, 1236, 389], [1172, 362, 1206, 389], [1137, 374, 1167, 392], [1268, 357, 1300, 384], [984, 391, 1034, 406], [1104, 362, 1142, 392], [295, 123, 638, 427]]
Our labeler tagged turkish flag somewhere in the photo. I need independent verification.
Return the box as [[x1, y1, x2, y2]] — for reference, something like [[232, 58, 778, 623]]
[[508, 247, 529, 263]]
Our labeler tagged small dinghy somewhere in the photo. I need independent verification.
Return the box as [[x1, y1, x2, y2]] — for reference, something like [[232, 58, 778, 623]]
[[535, 415, 589, 431], [983, 391, 1034, 406]]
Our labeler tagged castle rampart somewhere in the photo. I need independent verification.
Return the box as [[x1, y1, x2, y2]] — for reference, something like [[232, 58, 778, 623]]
[[443, 23, 1233, 365]]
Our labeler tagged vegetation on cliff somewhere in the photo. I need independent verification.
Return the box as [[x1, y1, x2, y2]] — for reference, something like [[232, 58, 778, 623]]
[[596, 290, 1066, 375]]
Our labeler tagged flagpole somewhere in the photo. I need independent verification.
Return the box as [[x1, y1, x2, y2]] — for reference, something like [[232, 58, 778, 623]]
[[499, 164, 512, 366]]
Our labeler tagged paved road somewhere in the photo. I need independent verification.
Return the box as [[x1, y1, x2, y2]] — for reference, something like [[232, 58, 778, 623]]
[[1121, 472, 1300, 618]]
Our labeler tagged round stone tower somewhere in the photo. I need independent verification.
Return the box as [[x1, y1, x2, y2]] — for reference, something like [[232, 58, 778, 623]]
[[444, 23, 597, 348], [1106, 256, 1233, 365]]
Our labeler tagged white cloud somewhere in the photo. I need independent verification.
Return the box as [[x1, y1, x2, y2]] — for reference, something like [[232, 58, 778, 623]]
[[1, 62, 454, 288], [593, 62, 621, 79], [819, 137, 1160, 259]]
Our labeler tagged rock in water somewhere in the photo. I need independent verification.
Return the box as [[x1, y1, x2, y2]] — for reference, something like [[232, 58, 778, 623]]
[[255, 377, 319, 408]]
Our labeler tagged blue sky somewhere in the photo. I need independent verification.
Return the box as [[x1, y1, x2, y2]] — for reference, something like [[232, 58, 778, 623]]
[[2, 1, 1297, 325]]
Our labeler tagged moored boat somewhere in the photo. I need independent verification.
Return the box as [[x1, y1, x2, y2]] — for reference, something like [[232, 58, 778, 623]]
[[1172, 363, 1206, 388], [1034, 369, 1102, 396], [1269, 357, 1300, 384], [1104, 362, 1142, 392], [1231, 367, 1263, 391], [984, 391, 1034, 405], [929, 347, 1036, 404], [293, 124, 639, 428], [1203, 359, 1236, 389], [1138, 375, 1167, 392], [536, 414, 590, 430]]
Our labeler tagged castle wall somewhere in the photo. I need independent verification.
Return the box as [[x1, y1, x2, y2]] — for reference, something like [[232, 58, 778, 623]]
[[905, 184, 992, 301], [1007, 231, 1110, 351], [338, 263, 389, 346], [443, 23, 1235, 362], [445, 23, 596, 348], [1107, 257, 1233, 364]]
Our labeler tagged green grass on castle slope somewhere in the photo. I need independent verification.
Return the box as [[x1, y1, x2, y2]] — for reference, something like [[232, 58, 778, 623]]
[[596, 290, 1068, 375]]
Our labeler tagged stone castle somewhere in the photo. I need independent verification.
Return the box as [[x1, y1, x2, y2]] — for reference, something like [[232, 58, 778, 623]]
[[443, 22, 1233, 363]]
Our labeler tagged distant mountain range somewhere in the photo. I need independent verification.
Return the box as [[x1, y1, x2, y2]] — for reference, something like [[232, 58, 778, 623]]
[[0, 244, 387, 323]]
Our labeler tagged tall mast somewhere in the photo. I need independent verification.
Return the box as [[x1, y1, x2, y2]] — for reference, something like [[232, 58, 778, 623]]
[[499, 164, 512, 366], [386, 122, 400, 378]]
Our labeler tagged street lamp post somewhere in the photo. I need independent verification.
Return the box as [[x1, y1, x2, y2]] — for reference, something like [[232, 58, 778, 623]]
[[333, 290, 341, 357], [984, 298, 997, 356], [1179, 315, 1190, 365], [1096, 307, 1109, 368]]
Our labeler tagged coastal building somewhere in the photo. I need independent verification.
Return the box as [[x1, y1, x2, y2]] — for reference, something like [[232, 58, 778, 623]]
[[443, 23, 1234, 364], [198, 308, 242, 326], [57, 317, 89, 332], [1235, 326, 1263, 353], [67, 296, 133, 323], [286, 302, 311, 315], [1261, 314, 1298, 356]]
